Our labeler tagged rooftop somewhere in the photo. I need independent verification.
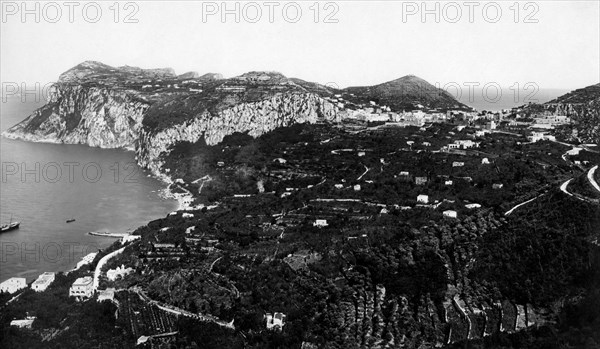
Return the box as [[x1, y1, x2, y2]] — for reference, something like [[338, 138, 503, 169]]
[[72, 276, 93, 286]]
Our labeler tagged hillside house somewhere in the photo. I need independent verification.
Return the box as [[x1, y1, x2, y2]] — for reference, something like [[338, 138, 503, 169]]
[[528, 132, 556, 142], [0, 277, 27, 294], [266, 312, 286, 330], [10, 317, 36, 329], [107, 265, 134, 281], [417, 195, 429, 204], [415, 177, 428, 185], [313, 219, 328, 227], [443, 210, 457, 218], [31, 272, 55, 292], [97, 288, 116, 303], [69, 276, 94, 300]]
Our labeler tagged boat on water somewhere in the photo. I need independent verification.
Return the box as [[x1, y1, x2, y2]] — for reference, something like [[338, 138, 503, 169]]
[[66, 218, 76, 223], [1, 215, 20, 233]]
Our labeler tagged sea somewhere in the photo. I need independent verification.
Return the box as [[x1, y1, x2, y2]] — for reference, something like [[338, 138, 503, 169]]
[[0, 96, 178, 283], [453, 86, 570, 112]]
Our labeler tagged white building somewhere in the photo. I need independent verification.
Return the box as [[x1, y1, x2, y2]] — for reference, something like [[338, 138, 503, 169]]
[[481, 158, 490, 164], [69, 276, 94, 300], [455, 140, 480, 149], [452, 162, 465, 167], [445, 180, 453, 186], [182, 213, 194, 218], [492, 183, 504, 189], [31, 272, 55, 292], [10, 317, 35, 328], [76, 252, 98, 270], [417, 195, 429, 204], [528, 132, 556, 143], [0, 277, 27, 294], [266, 312, 286, 330], [313, 219, 328, 227], [121, 234, 141, 244], [443, 210, 457, 218], [107, 265, 133, 281], [465, 203, 481, 209], [97, 288, 116, 303], [354, 184, 361, 191]]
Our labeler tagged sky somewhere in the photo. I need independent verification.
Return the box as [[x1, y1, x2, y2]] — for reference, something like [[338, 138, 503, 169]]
[[1, 0, 599, 90]]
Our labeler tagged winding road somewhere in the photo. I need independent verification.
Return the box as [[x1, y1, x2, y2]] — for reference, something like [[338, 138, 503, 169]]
[[587, 165, 600, 193]]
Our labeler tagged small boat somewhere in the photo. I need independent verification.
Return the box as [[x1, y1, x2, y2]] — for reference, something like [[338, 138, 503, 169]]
[[1, 215, 20, 233], [66, 218, 76, 223]]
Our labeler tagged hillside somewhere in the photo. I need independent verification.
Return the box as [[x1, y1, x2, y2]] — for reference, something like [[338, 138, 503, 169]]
[[2, 62, 471, 178], [344, 75, 472, 111], [527, 83, 600, 145]]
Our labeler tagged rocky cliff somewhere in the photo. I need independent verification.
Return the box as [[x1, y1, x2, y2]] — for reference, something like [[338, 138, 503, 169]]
[[136, 91, 338, 176], [2, 62, 340, 179], [2, 83, 150, 149]]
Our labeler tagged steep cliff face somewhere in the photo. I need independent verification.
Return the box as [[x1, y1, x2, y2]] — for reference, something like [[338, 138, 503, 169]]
[[2, 84, 150, 149], [3, 61, 473, 178], [2, 66, 339, 178], [137, 92, 338, 176]]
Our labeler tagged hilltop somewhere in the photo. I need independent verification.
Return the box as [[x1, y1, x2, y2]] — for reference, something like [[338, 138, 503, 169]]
[[547, 83, 600, 104], [345, 75, 472, 111]]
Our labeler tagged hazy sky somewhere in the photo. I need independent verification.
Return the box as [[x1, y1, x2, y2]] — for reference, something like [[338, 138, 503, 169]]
[[1, 0, 599, 90]]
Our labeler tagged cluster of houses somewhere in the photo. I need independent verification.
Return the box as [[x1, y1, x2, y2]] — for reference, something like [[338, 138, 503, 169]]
[[0, 272, 57, 295], [531, 115, 570, 129]]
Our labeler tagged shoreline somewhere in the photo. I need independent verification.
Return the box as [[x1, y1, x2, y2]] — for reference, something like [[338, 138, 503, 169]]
[[0, 132, 180, 284]]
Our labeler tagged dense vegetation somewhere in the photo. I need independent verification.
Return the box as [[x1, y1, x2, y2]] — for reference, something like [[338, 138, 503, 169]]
[[2, 121, 598, 348]]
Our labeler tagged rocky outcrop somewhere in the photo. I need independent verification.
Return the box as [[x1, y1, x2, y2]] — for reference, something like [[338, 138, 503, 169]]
[[136, 92, 339, 176], [3, 80, 339, 179], [2, 84, 150, 149], [58, 61, 176, 83]]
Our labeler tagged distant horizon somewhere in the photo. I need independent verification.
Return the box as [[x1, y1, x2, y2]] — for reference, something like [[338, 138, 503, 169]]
[[2, 60, 596, 92], [2, 1, 598, 90]]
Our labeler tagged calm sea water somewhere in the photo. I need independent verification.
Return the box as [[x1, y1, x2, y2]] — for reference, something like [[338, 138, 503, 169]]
[[0, 96, 177, 283], [454, 87, 570, 112]]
